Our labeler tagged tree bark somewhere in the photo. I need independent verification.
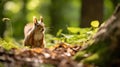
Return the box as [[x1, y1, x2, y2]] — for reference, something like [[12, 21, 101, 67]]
[[93, 4, 120, 66], [74, 4, 120, 67], [80, 0, 103, 27]]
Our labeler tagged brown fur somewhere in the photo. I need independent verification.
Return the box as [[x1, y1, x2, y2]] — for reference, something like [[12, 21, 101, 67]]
[[24, 16, 45, 48]]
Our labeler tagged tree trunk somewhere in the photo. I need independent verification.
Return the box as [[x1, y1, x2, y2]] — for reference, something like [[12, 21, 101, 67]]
[[74, 4, 120, 67], [80, 0, 103, 27], [92, 4, 120, 66]]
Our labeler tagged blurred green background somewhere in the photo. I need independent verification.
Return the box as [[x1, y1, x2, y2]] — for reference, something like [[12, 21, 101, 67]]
[[0, 0, 120, 40]]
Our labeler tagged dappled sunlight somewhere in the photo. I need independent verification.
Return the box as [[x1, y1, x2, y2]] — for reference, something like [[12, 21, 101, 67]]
[[4, 1, 21, 13], [27, 0, 41, 10], [0, 0, 120, 67]]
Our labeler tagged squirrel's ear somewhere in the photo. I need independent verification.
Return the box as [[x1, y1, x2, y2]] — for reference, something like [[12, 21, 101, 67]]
[[33, 16, 38, 24], [40, 16, 43, 23]]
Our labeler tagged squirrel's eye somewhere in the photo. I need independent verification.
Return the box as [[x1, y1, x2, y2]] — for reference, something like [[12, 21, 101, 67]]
[[42, 28, 44, 31], [40, 28, 44, 32]]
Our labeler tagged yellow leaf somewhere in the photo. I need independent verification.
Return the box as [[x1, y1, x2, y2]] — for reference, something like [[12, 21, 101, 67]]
[[91, 20, 99, 27]]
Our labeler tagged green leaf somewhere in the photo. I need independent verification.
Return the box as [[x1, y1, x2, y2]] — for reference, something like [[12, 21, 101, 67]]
[[67, 27, 81, 34], [56, 29, 63, 36]]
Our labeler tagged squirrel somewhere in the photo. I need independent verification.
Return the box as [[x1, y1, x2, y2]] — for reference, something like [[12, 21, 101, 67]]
[[24, 16, 45, 48]]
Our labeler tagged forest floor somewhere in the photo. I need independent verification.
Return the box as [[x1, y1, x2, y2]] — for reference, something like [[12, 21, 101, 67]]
[[0, 42, 82, 67]]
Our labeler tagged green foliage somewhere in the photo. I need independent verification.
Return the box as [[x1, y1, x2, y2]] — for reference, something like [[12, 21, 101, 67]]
[[54, 26, 98, 46], [45, 20, 99, 47], [0, 39, 19, 50], [0, 37, 27, 50]]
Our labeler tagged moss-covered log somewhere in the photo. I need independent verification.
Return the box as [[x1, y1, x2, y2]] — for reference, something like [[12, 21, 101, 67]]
[[74, 4, 120, 67]]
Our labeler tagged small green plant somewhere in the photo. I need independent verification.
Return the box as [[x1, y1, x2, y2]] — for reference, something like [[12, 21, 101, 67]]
[[53, 20, 99, 46], [0, 38, 19, 50], [0, 38, 27, 50]]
